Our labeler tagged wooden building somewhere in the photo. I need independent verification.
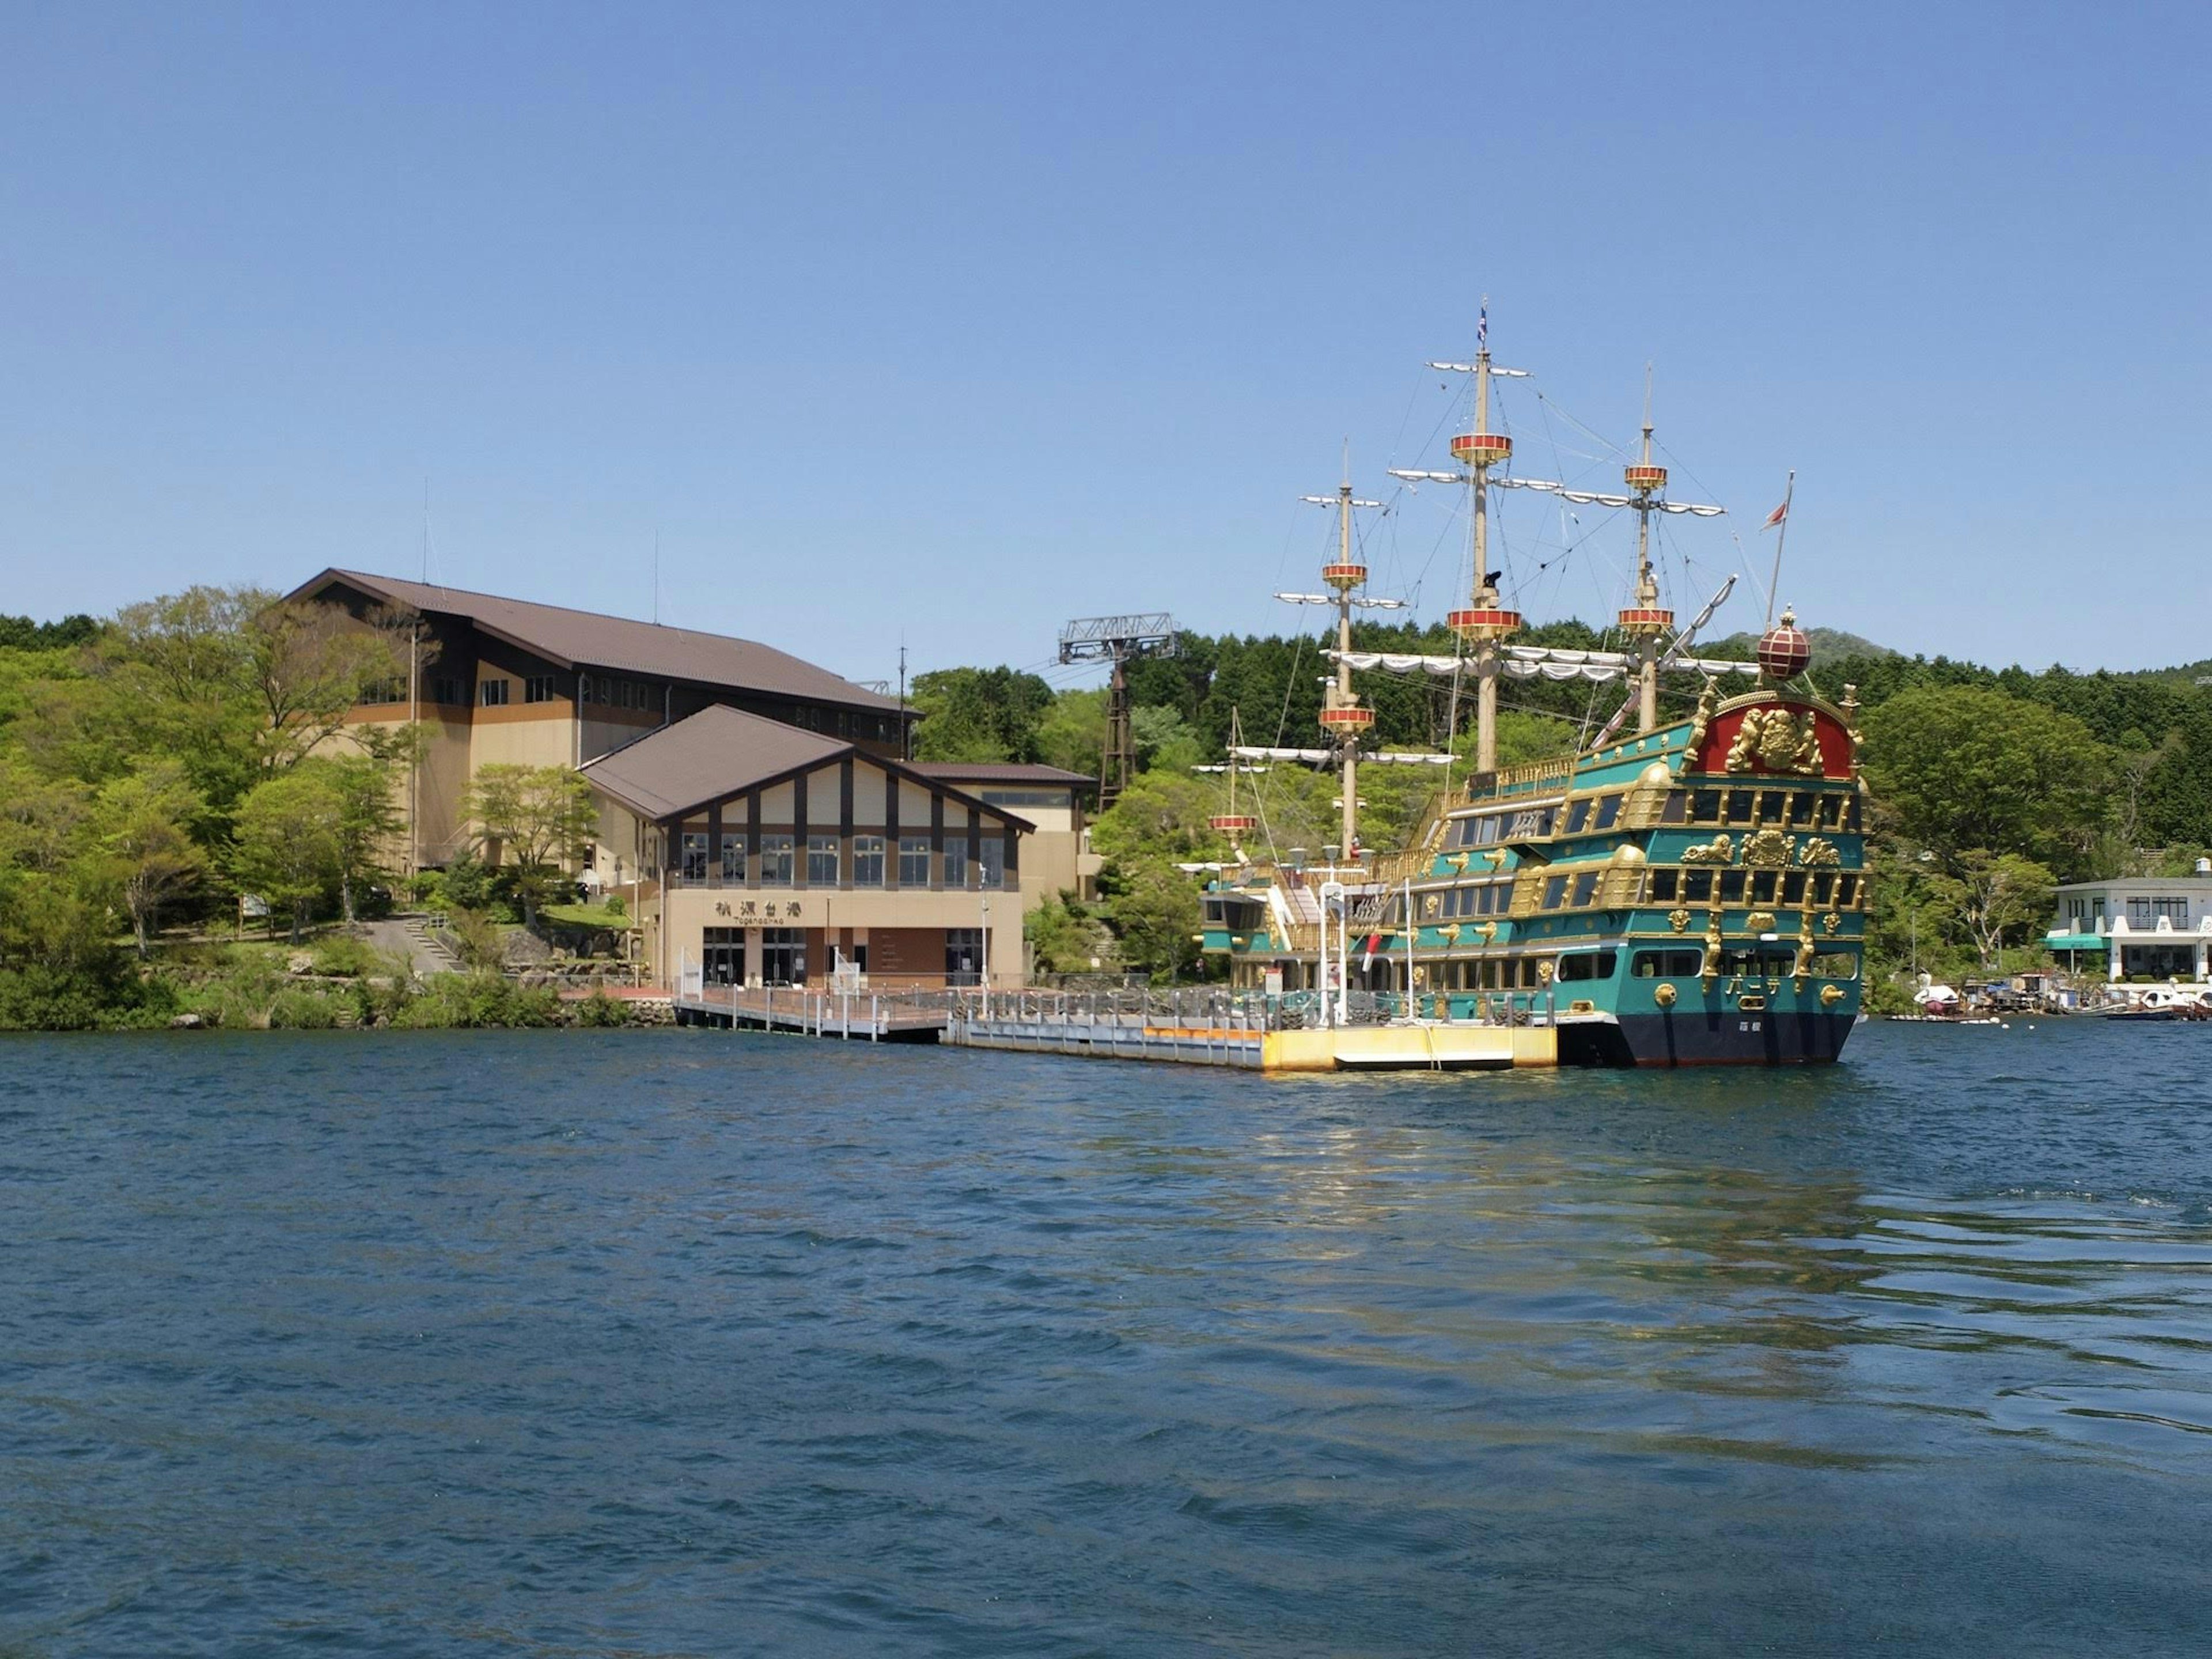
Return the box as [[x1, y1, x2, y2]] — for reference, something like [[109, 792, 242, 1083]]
[[290, 568, 911, 870], [583, 704, 1031, 990]]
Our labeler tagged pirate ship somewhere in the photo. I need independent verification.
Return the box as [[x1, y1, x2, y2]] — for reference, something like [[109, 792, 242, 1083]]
[[1198, 320, 1868, 1066]]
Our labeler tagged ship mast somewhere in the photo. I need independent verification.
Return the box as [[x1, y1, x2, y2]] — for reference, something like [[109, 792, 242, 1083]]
[[1392, 320, 1724, 759], [1300, 446, 1387, 860], [1619, 366, 1675, 733]]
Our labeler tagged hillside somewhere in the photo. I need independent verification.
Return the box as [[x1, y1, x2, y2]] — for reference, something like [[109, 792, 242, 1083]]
[[1702, 625, 1897, 667]]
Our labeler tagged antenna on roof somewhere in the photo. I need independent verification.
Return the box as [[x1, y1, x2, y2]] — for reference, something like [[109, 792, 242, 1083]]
[[897, 637, 910, 761]]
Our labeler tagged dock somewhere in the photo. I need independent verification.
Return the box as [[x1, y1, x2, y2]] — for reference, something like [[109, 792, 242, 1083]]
[[671, 981, 1562, 1070], [672, 983, 949, 1042]]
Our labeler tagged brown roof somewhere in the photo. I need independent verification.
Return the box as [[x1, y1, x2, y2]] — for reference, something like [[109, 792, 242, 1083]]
[[581, 704, 851, 821], [906, 762, 1095, 787], [581, 704, 1036, 832], [293, 568, 904, 715]]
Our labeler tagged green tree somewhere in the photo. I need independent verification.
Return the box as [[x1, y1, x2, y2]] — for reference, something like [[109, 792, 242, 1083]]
[[1861, 685, 2111, 874], [328, 752, 404, 922], [1100, 861, 1201, 982], [909, 666, 1055, 763], [1927, 851, 2057, 971], [464, 763, 597, 927], [1036, 687, 1107, 780], [93, 761, 207, 957], [229, 767, 344, 942]]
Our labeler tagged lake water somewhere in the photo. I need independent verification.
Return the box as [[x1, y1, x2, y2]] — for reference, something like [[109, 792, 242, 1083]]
[[4, 1020, 2211, 1656]]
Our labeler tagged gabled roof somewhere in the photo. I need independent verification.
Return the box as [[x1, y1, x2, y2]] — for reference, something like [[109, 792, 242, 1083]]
[[581, 704, 851, 821], [581, 703, 1035, 831], [291, 568, 904, 715]]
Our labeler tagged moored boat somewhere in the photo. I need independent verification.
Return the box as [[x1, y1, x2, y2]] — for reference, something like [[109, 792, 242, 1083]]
[[1199, 317, 1867, 1066]]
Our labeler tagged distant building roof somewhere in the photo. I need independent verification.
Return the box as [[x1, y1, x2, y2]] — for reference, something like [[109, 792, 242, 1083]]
[[582, 704, 1032, 830], [291, 568, 904, 715], [904, 762, 1096, 787]]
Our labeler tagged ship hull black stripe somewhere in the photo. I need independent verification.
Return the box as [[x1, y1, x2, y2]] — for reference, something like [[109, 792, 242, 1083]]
[[1557, 1010, 1857, 1067]]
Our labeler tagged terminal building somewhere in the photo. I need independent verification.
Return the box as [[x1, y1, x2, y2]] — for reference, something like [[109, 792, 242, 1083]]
[[582, 704, 1032, 990], [300, 569, 1056, 988]]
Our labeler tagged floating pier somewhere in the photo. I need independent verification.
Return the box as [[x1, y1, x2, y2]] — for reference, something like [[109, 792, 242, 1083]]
[[672, 983, 949, 1042], [945, 990, 1557, 1072]]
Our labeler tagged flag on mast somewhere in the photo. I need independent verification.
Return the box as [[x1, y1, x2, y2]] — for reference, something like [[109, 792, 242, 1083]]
[[1762, 497, 1790, 531], [1478, 305, 1488, 350]]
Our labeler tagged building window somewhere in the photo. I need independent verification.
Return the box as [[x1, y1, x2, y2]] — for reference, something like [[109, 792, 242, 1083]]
[[978, 836, 1006, 889], [578, 676, 595, 704], [431, 676, 465, 706], [358, 676, 407, 706], [899, 835, 930, 885], [852, 836, 885, 885], [2128, 897, 2190, 927], [944, 839, 968, 889], [945, 927, 983, 986], [680, 832, 708, 882], [758, 834, 794, 885], [480, 678, 510, 707], [762, 927, 806, 986], [719, 834, 745, 884], [523, 674, 557, 704], [807, 835, 839, 885]]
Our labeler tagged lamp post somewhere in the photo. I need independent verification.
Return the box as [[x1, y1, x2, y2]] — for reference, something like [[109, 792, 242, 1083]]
[[980, 892, 991, 1020]]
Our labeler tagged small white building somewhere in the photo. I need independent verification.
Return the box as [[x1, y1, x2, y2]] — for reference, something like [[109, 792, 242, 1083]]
[[2050, 873, 2212, 983]]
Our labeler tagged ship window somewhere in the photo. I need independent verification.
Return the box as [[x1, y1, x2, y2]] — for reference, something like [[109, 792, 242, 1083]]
[[1542, 876, 1567, 910], [1846, 796, 1863, 830], [1782, 871, 1806, 905], [1721, 948, 1798, 978], [1594, 794, 1623, 830], [1566, 798, 1592, 834], [1759, 790, 1786, 822], [1474, 815, 1501, 844], [1683, 870, 1713, 903], [1570, 871, 1599, 907], [1690, 789, 1722, 823], [1817, 796, 1843, 829], [1788, 791, 1817, 826], [1812, 872, 1835, 905], [1725, 790, 1754, 824], [1719, 870, 1747, 903], [1556, 950, 1616, 983], [1522, 959, 1543, 988], [1650, 869, 1679, 902], [1811, 952, 1859, 980], [1634, 949, 1703, 978], [1838, 874, 1859, 907], [1661, 790, 1687, 824], [1750, 870, 1778, 903]]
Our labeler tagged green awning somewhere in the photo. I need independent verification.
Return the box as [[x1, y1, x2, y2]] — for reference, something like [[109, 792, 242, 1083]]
[[2044, 932, 2107, 950]]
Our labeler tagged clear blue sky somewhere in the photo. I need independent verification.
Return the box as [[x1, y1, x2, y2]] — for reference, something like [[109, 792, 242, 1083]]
[[4, 2, 2206, 684]]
